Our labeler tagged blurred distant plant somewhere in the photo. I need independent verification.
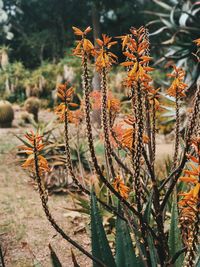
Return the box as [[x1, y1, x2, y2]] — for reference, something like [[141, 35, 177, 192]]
[[148, 0, 200, 94], [19, 26, 200, 267], [24, 97, 40, 122], [0, 0, 14, 41], [0, 100, 14, 127], [0, 61, 28, 101]]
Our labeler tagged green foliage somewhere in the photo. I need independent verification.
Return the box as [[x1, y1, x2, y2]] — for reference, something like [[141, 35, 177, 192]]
[[90, 191, 116, 267], [149, 0, 200, 90], [49, 244, 62, 267], [0, 61, 28, 101], [115, 204, 142, 267], [90, 194, 147, 267], [0, 100, 14, 127], [168, 195, 184, 267]]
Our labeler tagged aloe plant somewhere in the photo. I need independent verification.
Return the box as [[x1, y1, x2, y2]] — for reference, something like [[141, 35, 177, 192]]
[[19, 26, 200, 267]]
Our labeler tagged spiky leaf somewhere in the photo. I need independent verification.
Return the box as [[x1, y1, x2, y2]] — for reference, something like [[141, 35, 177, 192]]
[[147, 235, 157, 267], [168, 195, 184, 267], [115, 204, 143, 267], [49, 244, 62, 267], [71, 249, 81, 267], [90, 191, 116, 267]]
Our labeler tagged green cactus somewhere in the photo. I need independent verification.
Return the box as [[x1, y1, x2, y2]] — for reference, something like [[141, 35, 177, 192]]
[[24, 97, 40, 122], [0, 100, 14, 128]]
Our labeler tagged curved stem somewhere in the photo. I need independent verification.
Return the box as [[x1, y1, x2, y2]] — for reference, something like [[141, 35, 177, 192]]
[[33, 142, 105, 267]]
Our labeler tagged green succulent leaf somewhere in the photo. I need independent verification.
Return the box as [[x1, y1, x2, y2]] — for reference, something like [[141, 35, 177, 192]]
[[115, 204, 143, 267], [49, 244, 62, 267], [147, 235, 157, 267], [90, 191, 116, 267], [152, 0, 172, 10], [144, 193, 153, 224], [168, 195, 184, 267]]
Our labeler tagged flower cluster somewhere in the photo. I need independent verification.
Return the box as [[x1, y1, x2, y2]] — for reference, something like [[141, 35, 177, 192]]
[[54, 83, 78, 122], [178, 137, 200, 245], [166, 65, 187, 97], [95, 34, 117, 71], [113, 175, 129, 199], [120, 26, 153, 88], [72, 26, 94, 57], [120, 116, 149, 150], [20, 131, 50, 176], [90, 91, 120, 114]]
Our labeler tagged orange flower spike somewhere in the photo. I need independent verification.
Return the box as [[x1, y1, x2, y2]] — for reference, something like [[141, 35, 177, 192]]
[[116, 34, 132, 50], [95, 34, 117, 71], [72, 26, 94, 56], [20, 131, 50, 175], [190, 137, 200, 155], [113, 175, 129, 199], [166, 66, 188, 97]]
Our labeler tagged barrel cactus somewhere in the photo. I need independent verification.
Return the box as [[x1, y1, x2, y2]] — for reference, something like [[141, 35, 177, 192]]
[[0, 100, 14, 128], [24, 97, 40, 122]]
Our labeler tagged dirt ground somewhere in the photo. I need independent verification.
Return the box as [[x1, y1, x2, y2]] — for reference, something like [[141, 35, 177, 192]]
[[0, 107, 91, 267], [0, 106, 174, 267]]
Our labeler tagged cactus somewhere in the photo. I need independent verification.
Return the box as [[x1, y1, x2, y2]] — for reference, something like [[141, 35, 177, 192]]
[[0, 100, 14, 128], [24, 97, 40, 122]]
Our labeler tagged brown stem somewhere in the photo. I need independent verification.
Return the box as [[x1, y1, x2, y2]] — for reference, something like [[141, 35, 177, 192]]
[[152, 98, 156, 164], [33, 141, 105, 267], [145, 92, 154, 164], [131, 82, 154, 267], [101, 67, 116, 179], [63, 98, 126, 221], [82, 52, 153, 221], [172, 91, 180, 169]]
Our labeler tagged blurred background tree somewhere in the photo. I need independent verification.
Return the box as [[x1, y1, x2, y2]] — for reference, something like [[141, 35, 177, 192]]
[[0, 0, 199, 101], [1, 0, 153, 68]]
